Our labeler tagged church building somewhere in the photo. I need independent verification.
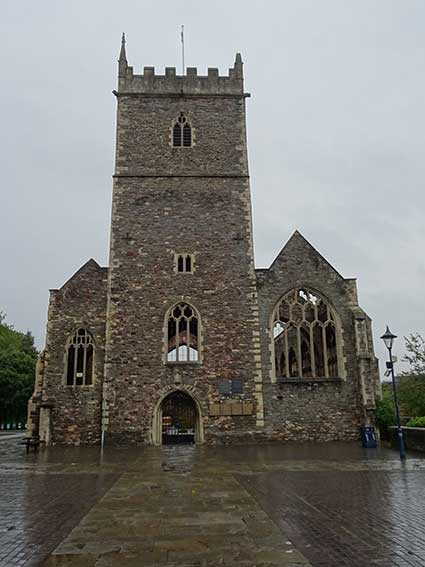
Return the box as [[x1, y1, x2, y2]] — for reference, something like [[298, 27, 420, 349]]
[[28, 36, 381, 445]]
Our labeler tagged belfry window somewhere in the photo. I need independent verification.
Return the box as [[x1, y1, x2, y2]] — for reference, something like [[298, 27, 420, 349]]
[[65, 328, 95, 386], [167, 303, 200, 363], [272, 288, 341, 380], [175, 253, 194, 273], [172, 113, 192, 147]]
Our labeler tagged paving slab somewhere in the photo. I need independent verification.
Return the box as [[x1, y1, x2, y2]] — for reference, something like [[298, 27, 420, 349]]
[[44, 448, 309, 566], [1, 440, 425, 566]]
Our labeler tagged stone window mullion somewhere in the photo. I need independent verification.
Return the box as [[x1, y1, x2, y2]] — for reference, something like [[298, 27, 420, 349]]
[[82, 334, 87, 385], [172, 113, 192, 148], [272, 287, 342, 381], [186, 318, 190, 361], [73, 340, 78, 386], [322, 325, 329, 378], [166, 303, 200, 364], [284, 327, 290, 378], [296, 326, 302, 378], [65, 328, 95, 387], [309, 324, 316, 378], [176, 316, 180, 362]]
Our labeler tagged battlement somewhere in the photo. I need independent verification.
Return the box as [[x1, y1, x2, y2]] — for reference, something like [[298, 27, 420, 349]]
[[116, 35, 245, 96]]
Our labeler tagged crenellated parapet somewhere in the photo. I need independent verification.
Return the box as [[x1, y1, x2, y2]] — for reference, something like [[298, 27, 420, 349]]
[[116, 34, 246, 96]]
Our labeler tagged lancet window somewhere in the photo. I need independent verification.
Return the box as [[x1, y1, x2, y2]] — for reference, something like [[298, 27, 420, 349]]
[[176, 253, 194, 273], [166, 303, 200, 363], [272, 288, 341, 380], [172, 113, 192, 147], [65, 328, 95, 386]]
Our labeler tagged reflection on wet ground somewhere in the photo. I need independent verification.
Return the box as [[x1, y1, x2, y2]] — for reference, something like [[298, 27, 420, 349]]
[[1, 439, 425, 566]]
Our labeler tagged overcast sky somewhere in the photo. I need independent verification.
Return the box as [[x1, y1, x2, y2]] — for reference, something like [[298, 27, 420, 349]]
[[1, 1, 424, 372]]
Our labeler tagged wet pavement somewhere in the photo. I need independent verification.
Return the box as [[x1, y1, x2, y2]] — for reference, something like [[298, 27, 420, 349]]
[[1, 440, 425, 566]]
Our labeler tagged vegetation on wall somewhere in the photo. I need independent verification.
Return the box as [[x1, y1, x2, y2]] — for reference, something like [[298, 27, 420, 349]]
[[0, 312, 38, 427]]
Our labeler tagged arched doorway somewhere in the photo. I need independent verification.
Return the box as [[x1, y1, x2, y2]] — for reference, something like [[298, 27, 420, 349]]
[[158, 391, 200, 445]]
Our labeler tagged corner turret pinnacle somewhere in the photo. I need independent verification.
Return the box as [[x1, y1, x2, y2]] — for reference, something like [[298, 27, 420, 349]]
[[234, 52, 243, 78], [118, 33, 128, 78]]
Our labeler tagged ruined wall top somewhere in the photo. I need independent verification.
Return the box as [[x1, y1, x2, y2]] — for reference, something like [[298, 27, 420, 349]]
[[116, 34, 245, 96]]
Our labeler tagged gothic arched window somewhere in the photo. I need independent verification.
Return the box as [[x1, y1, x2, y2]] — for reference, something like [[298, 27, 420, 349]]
[[65, 328, 95, 386], [172, 113, 192, 147], [272, 287, 342, 380], [166, 303, 200, 363]]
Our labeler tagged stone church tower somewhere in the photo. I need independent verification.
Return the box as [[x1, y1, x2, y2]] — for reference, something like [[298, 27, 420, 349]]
[[27, 36, 381, 445]]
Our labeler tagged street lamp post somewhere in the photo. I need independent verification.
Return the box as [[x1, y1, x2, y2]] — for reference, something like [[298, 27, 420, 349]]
[[380, 326, 406, 460]]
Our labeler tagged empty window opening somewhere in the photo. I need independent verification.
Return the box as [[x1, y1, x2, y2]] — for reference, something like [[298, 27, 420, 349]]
[[65, 328, 94, 386], [272, 287, 341, 380], [176, 254, 194, 273], [161, 391, 197, 445], [172, 113, 192, 147], [167, 303, 200, 363]]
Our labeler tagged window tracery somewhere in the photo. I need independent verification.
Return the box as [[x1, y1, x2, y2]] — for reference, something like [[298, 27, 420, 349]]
[[65, 328, 95, 386], [167, 303, 200, 363], [172, 113, 192, 147], [272, 287, 340, 380]]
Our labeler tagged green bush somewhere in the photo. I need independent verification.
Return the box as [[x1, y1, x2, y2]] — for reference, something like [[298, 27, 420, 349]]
[[375, 384, 396, 430], [406, 416, 425, 428]]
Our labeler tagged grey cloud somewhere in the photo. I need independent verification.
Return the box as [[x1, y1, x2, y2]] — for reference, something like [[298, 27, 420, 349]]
[[1, 0, 424, 372]]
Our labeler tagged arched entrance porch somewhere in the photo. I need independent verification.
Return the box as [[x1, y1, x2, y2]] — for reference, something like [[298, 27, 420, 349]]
[[152, 390, 204, 445]]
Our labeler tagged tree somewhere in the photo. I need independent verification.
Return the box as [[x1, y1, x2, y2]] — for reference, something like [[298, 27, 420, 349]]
[[377, 333, 425, 435], [0, 312, 38, 427], [396, 332, 425, 419], [403, 333, 425, 374], [398, 376, 425, 418]]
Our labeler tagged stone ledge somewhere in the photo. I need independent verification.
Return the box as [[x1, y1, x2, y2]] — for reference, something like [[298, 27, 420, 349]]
[[113, 90, 251, 98], [277, 378, 343, 385], [390, 426, 425, 453]]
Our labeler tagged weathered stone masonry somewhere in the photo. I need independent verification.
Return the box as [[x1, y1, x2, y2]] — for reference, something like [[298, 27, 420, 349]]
[[28, 36, 380, 445], [29, 260, 108, 445], [256, 232, 379, 442]]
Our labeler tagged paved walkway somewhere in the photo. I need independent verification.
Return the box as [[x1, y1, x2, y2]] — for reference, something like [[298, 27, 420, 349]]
[[0, 431, 25, 441], [1, 440, 425, 566]]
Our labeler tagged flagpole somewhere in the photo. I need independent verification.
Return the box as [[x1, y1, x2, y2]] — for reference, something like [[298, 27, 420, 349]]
[[181, 25, 185, 75]]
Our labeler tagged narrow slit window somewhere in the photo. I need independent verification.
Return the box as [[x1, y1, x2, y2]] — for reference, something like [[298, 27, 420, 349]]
[[177, 255, 184, 272]]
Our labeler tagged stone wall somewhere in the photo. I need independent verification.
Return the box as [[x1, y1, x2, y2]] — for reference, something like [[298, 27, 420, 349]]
[[390, 427, 425, 453], [30, 43, 382, 446], [41, 260, 108, 445], [104, 176, 262, 444], [256, 231, 380, 442], [103, 51, 263, 445]]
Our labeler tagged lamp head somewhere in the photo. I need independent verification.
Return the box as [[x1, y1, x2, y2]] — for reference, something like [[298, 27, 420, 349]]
[[380, 326, 397, 350]]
